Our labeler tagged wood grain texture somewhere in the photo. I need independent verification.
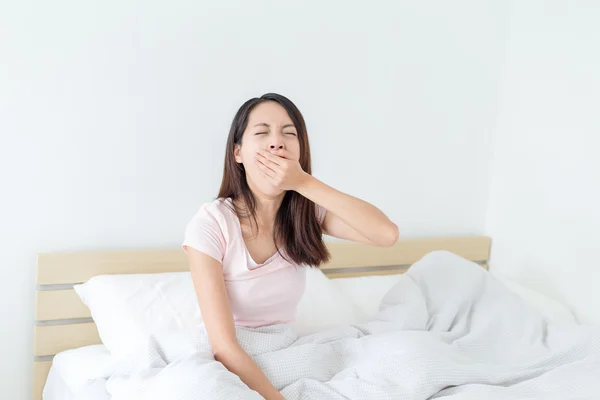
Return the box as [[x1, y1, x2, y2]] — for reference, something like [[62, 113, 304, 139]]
[[37, 248, 187, 285], [320, 236, 491, 270], [36, 289, 91, 320], [33, 361, 52, 400], [34, 323, 101, 357]]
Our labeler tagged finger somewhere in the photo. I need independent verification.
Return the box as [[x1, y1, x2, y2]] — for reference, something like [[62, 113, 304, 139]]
[[274, 148, 293, 160], [257, 167, 271, 182], [255, 153, 280, 170], [255, 159, 276, 177], [257, 149, 282, 165], [257, 162, 279, 186]]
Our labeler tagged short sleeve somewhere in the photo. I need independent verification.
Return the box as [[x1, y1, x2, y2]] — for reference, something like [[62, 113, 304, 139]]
[[315, 204, 327, 226], [182, 204, 226, 263]]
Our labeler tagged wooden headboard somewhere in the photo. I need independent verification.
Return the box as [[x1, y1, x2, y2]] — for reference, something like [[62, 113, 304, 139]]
[[33, 236, 491, 399]]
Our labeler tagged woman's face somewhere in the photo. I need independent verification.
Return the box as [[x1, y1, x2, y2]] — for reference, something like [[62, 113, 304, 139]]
[[234, 101, 301, 197]]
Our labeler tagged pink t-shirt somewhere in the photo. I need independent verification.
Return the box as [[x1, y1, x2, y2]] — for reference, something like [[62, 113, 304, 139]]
[[182, 197, 326, 328]]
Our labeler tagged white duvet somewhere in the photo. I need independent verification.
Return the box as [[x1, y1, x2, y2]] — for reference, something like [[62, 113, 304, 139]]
[[105, 251, 600, 399]]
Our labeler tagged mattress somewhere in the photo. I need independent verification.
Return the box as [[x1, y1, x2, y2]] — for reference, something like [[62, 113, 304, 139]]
[[43, 367, 77, 400], [43, 344, 112, 400], [44, 366, 110, 400]]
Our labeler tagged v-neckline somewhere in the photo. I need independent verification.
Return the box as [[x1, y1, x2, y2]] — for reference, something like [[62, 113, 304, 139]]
[[246, 247, 278, 269], [227, 198, 281, 269]]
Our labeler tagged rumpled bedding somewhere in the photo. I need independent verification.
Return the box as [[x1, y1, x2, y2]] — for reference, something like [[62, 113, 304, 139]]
[[106, 251, 600, 400]]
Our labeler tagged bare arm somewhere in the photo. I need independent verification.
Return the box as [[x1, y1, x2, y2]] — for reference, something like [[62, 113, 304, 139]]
[[255, 149, 398, 247], [296, 175, 399, 247], [187, 248, 285, 400]]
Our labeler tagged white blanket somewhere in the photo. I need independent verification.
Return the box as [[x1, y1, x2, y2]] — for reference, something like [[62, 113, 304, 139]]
[[106, 251, 600, 399]]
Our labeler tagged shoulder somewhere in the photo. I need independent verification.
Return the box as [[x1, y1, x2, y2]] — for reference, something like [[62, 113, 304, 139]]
[[184, 198, 236, 240], [182, 198, 233, 261], [192, 198, 233, 221]]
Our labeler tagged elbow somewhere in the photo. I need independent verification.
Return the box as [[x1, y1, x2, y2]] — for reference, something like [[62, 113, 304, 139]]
[[212, 338, 240, 361], [380, 222, 399, 247]]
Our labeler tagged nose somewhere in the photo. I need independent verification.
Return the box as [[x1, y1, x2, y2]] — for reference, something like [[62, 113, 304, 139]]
[[269, 143, 284, 151]]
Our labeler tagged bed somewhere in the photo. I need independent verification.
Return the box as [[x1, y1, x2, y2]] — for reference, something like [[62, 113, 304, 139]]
[[34, 235, 599, 399], [33, 236, 491, 399]]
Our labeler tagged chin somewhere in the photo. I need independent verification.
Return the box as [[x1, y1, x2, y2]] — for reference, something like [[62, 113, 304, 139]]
[[256, 183, 286, 197], [246, 174, 285, 197]]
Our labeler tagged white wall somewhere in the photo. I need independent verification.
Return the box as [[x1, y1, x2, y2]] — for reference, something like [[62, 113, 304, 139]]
[[486, 1, 600, 325], [0, 1, 508, 396]]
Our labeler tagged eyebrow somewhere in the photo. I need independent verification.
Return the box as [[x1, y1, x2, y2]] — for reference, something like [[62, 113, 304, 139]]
[[253, 123, 296, 129]]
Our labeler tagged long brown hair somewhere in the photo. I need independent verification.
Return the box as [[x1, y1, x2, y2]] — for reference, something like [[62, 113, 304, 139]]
[[217, 93, 330, 267]]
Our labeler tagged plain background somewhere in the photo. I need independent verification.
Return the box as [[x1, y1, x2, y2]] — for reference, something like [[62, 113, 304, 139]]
[[486, 0, 600, 325], [1, 0, 598, 397]]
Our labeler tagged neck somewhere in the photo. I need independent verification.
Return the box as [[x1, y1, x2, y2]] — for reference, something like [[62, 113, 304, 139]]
[[252, 191, 284, 222], [233, 181, 285, 225]]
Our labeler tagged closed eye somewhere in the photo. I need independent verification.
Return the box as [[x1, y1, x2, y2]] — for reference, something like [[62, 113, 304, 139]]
[[285, 132, 297, 136], [254, 132, 268, 135]]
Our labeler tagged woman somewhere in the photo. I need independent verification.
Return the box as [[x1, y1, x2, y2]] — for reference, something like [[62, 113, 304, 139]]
[[182, 93, 398, 399]]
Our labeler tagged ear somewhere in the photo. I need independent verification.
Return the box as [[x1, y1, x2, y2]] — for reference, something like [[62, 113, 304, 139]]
[[234, 144, 243, 163]]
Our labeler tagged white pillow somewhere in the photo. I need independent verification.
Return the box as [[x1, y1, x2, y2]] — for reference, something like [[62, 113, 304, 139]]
[[74, 272, 203, 362], [330, 274, 404, 321], [293, 267, 364, 336], [74, 268, 363, 361]]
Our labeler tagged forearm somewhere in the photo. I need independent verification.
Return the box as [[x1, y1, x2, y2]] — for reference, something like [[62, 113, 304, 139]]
[[296, 175, 398, 245], [215, 344, 284, 400]]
